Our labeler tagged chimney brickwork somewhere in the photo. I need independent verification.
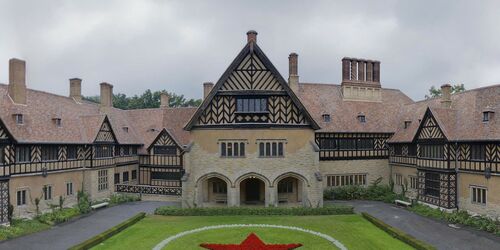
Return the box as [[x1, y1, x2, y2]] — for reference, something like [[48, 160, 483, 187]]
[[247, 30, 257, 43], [288, 53, 299, 93], [8, 58, 27, 104], [341, 57, 382, 102], [441, 84, 452, 108], [100, 82, 113, 108], [160, 93, 170, 108], [203, 82, 214, 99], [69, 78, 82, 102]]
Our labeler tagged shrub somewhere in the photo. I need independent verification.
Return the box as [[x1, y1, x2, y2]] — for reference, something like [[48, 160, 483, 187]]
[[323, 177, 408, 204], [77, 190, 92, 214], [362, 212, 436, 250], [109, 193, 141, 205], [37, 208, 80, 225], [0, 218, 51, 241], [154, 206, 354, 216]]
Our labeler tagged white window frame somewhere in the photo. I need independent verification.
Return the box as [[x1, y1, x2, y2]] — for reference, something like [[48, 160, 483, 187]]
[[98, 169, 109, 191], [470, 186, 487, 205]]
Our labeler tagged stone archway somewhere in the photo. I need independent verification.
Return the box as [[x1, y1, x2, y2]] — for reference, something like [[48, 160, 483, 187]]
[[195, 173, 232, 207], [235, 173, 271, 206], [273, 172, 309, 207]]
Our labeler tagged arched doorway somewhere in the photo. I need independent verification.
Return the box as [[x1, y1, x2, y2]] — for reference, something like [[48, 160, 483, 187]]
[[240, 177, 265, 205], [277, 176, 304, 206], [202, 177, 228, 205]]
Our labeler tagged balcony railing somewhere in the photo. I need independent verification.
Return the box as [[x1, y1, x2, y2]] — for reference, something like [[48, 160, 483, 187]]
[[115, 184, 181, 196], [139, 155, 182, 167], [389, 155, 417, 166]]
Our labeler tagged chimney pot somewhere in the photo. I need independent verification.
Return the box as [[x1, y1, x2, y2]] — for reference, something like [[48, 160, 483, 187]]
[[203, 82, 214, 99], [100, 82, 113, 108], [8, 58, 27, 104], [246, 30, 258, 43], [69, 78, 82, 102], [441, 84, 452, 108], [160, 93, 169, 108]]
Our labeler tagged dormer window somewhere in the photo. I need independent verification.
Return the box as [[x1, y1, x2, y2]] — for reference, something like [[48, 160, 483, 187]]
[[53, 118, 62, 127], [322, 114, 331, 122], [483, 112, 490, 122], [404, 120, 412, 129], [14, 114, 23, 125], [123, 126, 129, 133], [357, 113, 366, 123]]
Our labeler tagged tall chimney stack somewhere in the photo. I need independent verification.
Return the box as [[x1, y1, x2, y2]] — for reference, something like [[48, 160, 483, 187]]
[[288, 53, 299, 93], [8, 58, 27, 104], [100, 82, 113, 108], [203, 82, 214, 99], [69, 78, 82, 102], [247, 30, 257, 44], [441, 84, 452, 108], [160, 93, 169, 108]]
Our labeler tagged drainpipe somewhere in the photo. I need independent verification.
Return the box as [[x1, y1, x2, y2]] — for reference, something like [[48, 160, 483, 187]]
[[455, 142, 459, 210]]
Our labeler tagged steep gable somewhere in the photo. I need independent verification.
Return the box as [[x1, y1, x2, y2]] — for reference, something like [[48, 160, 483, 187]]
[[0, 118, 13, 143], [94, 117, 117, 143], [185, 41, 319, 130], [415, 108, 447, 141], [149, 129, 181, 149]]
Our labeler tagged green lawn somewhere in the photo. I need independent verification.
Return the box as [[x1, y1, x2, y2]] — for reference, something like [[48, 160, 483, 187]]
[[0, 219, 51, 241], [93, 215, 413, 250]]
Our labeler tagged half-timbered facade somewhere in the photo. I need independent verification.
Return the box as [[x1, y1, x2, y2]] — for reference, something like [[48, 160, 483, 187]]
[[0, 30, 498, 224]]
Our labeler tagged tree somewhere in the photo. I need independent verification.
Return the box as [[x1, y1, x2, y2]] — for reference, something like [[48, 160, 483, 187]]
[[425, 84, 465, 99], [83, 89, 202, 109]]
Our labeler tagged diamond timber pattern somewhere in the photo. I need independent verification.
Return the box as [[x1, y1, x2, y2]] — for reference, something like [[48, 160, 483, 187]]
[[418, 114, 445, 140], [0, 181, 8, 224], [95, 119, 116, 143]]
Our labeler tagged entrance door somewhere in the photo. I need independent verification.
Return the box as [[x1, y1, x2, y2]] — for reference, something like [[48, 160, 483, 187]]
[[245, 179, 260, 201]]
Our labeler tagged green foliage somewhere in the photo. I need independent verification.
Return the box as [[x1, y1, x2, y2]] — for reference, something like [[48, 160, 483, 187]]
[[409, 204, 500, 235], [0, 219, 51, 241], [425, 84, 466, 99], [109, 194, 141, 205], [362, 212, 436, 250], [84, 89, 202, 109], [77, 190, 92, 214], [36, 208, 80, 225], [7, 204, 13, 223], [154, 206, 354, 216], [323, 178, 407, 204], [34, 197, 41, 216], [59, 196, 65, 210], [69, 212, 146, 250]]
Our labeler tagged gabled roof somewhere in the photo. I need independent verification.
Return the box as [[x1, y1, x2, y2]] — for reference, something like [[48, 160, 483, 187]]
[[184, 42, 319, 130], [147, 128, 183, 151]]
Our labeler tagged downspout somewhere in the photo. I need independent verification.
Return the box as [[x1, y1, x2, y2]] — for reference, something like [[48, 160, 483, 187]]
[[455, 142, 459, 210]]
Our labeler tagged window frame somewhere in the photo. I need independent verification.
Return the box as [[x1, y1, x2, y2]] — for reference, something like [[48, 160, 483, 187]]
[[326, 174, 367, 187], [123, 171, 129, 183], [471, 186, 487, 205], [41, 146, 59, 162], [131, 170, 137, 181], [424, 172, 440, 197], [98, 169, 109, 191], [17, 189, 27, 206], [258, 141, 285, 158], [66, 182, 73, 196], [236, 97, 268, 113], [154, 145, 177, 156], [220, 141, 245, 158], [470, 144, 486, 161], [15, 145, 31, 163], [43, 184, 53, 200]]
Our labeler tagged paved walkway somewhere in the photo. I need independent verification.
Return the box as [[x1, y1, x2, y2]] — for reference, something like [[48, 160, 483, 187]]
[[329, 200, 500, 250], [0, 201, 179, 250]]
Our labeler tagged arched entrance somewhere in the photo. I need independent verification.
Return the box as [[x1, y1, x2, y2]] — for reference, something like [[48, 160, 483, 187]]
[[198, 175, 229, 206], [277, 177, 303, 206], [240, 177, 265, 205]]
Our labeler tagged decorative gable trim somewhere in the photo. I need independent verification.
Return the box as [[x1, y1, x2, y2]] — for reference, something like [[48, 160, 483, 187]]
[[0, 118, 14, 143], [147, 128, 183, 151], [184, 43, 319, 130], [414, 108, 447, 141], [94, 116, 118, 144]]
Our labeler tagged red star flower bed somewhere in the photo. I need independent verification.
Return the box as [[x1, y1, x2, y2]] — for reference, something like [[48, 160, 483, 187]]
[[200, 233, 303, 250]]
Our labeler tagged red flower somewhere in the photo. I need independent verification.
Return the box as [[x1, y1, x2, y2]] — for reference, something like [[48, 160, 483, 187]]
[[200, 233, 302, 250]]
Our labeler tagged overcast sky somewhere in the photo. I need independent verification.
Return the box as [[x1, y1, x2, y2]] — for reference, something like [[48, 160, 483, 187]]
[[1, 0, 500, 101]]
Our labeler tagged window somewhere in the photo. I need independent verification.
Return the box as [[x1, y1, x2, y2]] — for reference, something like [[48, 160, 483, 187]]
[[95, 145, 113, 158], [54, 118, 62, 127], [471, 186, 487, 205], [123, 171, 129, 182], [220, 142, 245, 157], [278, 180, 294, 193], [395, 174, 402, 186], [43, 185, 52, 200], [132, 170, 137, 180], [42, 146, 58, 161], [410, 176, 418, 189], [0, 146, 4, 165], [236, 97, 268, 113], [404, 120, 412, 129], [98, 169, 108, 191], [17, 190, 26, 206], [212, 180, 227, 194], [322, 114, 331, 122], [114, 173, 120, 184], [424, 172, 440, 197], [122, 127, 129, 133], [14, 114, 23, 124], [357, 139, 374, 150], [15, 146, 31, 163], [326, 174, 367, 187], [319, 139, 337, 150], [258, 141, 284, 157], [154, 146, 177, 155], [67, 146, 77, 160], [482, 112, 490, 122], [420, 144, 444, 159], [408, 144, 417, 156], [394, 145, 403, 155], [357, 114, 366, 123], [122, 146, 130, 156], [470, 144, 485, 161], [66, 182, 73, 196], [338, 139, 356, 150], [131, 147, 137, 156]]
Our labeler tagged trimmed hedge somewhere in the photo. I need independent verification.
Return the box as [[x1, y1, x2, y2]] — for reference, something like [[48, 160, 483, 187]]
[[69, 212, 145, 250], [154, 206, 354, 216], [362, 212, 435, 250]]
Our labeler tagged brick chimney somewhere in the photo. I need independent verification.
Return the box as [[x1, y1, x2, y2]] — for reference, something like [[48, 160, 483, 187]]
[[247, 30, 257, 44], [100, 82, 113, 108], [69, 78, 82, 102], [203, 82, 214, 99], [341, 57, 382, 102], [8, 58, 27, 104], [288, 53, 299, 93], [160, 92, 169, 108], [441, 84, 452, 108]]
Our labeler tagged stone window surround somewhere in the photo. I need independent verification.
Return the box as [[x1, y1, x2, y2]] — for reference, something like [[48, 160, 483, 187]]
[[470, 185, 487, 206]]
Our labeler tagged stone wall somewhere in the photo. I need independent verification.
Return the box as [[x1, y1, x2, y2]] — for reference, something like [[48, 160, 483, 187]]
[[458, 173, 500, 219], [390, 164, 418, 199], [83, 166, 115, 201], [320, 159, 391, 188]]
